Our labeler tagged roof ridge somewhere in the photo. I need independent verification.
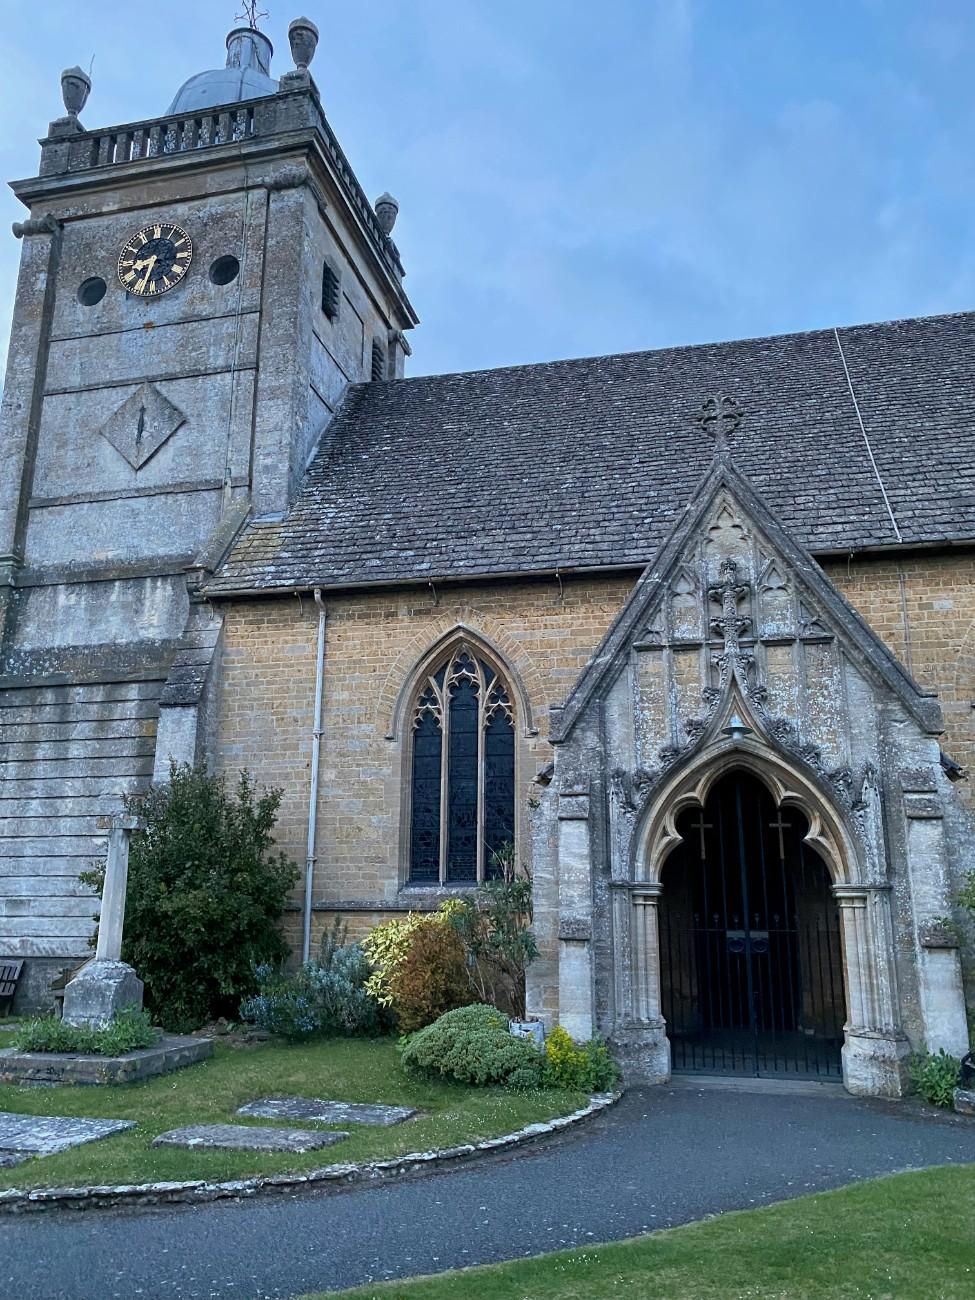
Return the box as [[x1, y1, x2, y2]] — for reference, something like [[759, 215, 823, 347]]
[[360, 307, 975, 388]]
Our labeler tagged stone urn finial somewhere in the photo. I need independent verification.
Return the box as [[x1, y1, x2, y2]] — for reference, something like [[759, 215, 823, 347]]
[[60, 65, 91, 119], [288, 16, 319, 71], [375, 192, 399, 236]]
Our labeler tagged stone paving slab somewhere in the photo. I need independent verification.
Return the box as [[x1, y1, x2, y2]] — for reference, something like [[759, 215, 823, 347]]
[[152, 1123, 350, 1153], [237, 1097, 417, 1127], [0, 1113, 135, 1155]]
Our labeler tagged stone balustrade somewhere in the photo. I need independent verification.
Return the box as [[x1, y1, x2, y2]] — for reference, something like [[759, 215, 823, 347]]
[[35, 87, 401, 276]]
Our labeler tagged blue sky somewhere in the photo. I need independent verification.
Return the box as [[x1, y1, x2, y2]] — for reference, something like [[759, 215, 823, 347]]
[[1, 1, 974, 378]]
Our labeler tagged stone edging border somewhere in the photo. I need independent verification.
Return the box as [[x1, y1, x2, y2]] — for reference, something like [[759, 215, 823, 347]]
[[0, 1090, 621, 1214]]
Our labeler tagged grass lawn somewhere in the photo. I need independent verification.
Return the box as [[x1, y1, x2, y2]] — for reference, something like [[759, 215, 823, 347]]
[[0, 1037, 588, 1190], [306, 1164, 975, 1300]]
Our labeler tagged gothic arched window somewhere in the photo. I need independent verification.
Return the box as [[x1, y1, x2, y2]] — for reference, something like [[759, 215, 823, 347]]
[[408, 646, 515, 884]]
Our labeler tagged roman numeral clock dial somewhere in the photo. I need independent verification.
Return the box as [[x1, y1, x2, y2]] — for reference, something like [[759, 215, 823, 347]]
[[118, 223, 192, 296]]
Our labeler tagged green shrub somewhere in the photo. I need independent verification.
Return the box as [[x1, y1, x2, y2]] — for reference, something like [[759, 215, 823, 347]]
[[361, 904, 460, 1010], [909, 1049, 962, 1108], [240, 926, 382, 1042], [82, 764, 299, 1033], [400, 1003, 544, 1089], [387, 921, 475, 1033], [542, 1025, 620, 1092], [449, 846, 537, 1018], [14, 1007, 158, 1056]]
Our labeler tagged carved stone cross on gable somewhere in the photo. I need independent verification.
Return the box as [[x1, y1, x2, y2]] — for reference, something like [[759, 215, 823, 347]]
[[698, 395, 742, 453]]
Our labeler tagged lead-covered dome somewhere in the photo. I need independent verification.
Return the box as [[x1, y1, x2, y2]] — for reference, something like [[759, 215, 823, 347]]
[[167, 28, 277, 116]]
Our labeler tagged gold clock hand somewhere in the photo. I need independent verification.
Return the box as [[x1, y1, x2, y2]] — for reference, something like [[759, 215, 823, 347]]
[[137, 255, 158, 294]]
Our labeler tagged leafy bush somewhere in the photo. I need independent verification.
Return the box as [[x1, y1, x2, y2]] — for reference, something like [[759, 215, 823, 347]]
[[400, 1003, 544, 1089], [82, 764, 299, 1033], [909, 1049, 962, 1108], [450, 847, 537, 1018], [542, 1025, 620, 1092], [360, 902, 462, 1021], [387, 921, 475, 1033], [240, 922, 382, 1041], [14, 1007, 158, 1056]]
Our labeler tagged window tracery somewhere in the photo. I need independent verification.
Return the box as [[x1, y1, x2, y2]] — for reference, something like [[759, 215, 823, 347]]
[[408, 646, 515, 884]]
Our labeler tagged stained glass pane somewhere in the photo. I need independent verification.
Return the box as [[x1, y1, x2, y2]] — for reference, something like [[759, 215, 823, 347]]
[[484, 710, 515, 878], [446, 677, 479, 881], [409, 713, 442, 883]]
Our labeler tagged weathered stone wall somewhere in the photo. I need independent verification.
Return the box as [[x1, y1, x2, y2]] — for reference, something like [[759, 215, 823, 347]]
[[821, 552, 975, 801], [210, 551, 975, 975], [212, 575, 636, 954]]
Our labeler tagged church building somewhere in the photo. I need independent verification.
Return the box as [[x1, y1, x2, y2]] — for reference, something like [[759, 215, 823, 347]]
[[2, 19, 974, 1098]]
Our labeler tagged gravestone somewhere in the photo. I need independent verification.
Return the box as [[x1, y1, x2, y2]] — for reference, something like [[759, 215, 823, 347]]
[[237, 1097, 416, 1126], [152, 1123, 350, 1153], [62, 817, 144, 1030], [0, 1112, 135, 1159]]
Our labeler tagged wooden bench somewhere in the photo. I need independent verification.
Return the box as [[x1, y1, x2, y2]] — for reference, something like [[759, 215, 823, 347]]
[[0, 960, 24, 1016]]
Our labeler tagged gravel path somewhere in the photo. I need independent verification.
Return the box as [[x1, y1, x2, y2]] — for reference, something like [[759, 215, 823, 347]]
[[4, 1081, 975, 1300]]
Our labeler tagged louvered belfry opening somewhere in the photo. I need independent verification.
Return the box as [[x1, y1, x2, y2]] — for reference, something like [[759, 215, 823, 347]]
[[408, 647, 515, 885], [659, 770, 846, 1078]]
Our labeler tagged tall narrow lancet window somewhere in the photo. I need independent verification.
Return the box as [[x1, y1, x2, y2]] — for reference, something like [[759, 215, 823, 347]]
[[408, 647, 515, 884]]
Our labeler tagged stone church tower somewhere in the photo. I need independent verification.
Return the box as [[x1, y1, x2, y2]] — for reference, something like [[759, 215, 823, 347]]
[[0, 22, 415, 1003]]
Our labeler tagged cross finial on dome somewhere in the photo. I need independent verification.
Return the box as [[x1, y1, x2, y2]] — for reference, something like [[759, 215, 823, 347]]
[[235, 1, 269, 29]]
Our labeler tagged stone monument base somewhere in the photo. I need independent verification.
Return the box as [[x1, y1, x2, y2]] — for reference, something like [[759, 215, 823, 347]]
[[61, 960, 144, 1030], [0, 1035, 213, 1086]]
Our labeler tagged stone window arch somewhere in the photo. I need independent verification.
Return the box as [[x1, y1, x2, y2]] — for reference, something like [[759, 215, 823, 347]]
[[406, 643, 515, 884]]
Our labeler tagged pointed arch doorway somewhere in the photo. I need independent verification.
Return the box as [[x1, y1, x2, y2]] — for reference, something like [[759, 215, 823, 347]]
[[659, 769, 846, 1078]]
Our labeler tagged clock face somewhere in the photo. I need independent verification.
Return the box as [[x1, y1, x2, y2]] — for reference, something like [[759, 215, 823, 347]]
[[118, 223, 192, 296]]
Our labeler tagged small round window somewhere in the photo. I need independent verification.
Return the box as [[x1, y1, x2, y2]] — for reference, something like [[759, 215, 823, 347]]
[[77, 276, 107, 306], [209, 255, 240, 286]]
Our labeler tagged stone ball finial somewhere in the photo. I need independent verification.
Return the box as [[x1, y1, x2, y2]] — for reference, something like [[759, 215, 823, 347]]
[[60, 66, 91, 119], [288, 16, 319, 71], [375, 193, 399, 236]]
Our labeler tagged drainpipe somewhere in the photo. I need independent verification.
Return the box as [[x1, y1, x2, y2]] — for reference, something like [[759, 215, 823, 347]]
[[302, 589, 327, 963]]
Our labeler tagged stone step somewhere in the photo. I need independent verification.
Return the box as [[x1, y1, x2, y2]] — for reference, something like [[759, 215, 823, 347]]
[[0, 816, 110, 838], [0, 700, 159, 725], [0, 756, 155, 781], [0, 916, 95, 940], [0, 876, 95, 897], [0, 736, 156, 761], [0, 774, 145, 799], [0, 681, 162, 708], [0, 839, 108, 860], [0, 897, 98, 918], [0, 719, 156, 743]]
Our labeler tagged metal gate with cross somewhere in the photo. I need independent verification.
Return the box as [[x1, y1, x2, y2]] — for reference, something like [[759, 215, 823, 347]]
[[659, 769, 846, 1078]]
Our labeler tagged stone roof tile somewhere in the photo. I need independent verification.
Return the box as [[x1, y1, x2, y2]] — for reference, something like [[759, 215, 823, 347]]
[[206, 311, 975, 594]]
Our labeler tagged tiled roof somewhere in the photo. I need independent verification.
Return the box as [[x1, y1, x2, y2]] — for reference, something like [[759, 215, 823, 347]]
[[207, 311, 975, 594]]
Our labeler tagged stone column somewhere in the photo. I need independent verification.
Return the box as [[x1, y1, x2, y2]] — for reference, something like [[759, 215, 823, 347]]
[[250, 178, 313, 518], [835, 884, 910, 1097], [610, 882, 671, 1083], [556, 786, 594, 1041], [62, 817, 144, 1030], [902, 788, 971, 1057], [0, 215, 61, 645]]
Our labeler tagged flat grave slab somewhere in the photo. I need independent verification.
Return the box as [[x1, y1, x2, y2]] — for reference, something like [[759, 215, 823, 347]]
[[0, 1034, 212, 1086], [152, 1123, 350, 1154], [0, 1112, 134, 1156], [237, 1096, 417, 1126]]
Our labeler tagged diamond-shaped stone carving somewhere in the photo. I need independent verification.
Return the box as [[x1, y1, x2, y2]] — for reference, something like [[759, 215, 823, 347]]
[[97, 382, 185, 470]]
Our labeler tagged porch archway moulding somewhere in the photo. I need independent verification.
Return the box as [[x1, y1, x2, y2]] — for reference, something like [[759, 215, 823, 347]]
[[631, 736, 864, 888]]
